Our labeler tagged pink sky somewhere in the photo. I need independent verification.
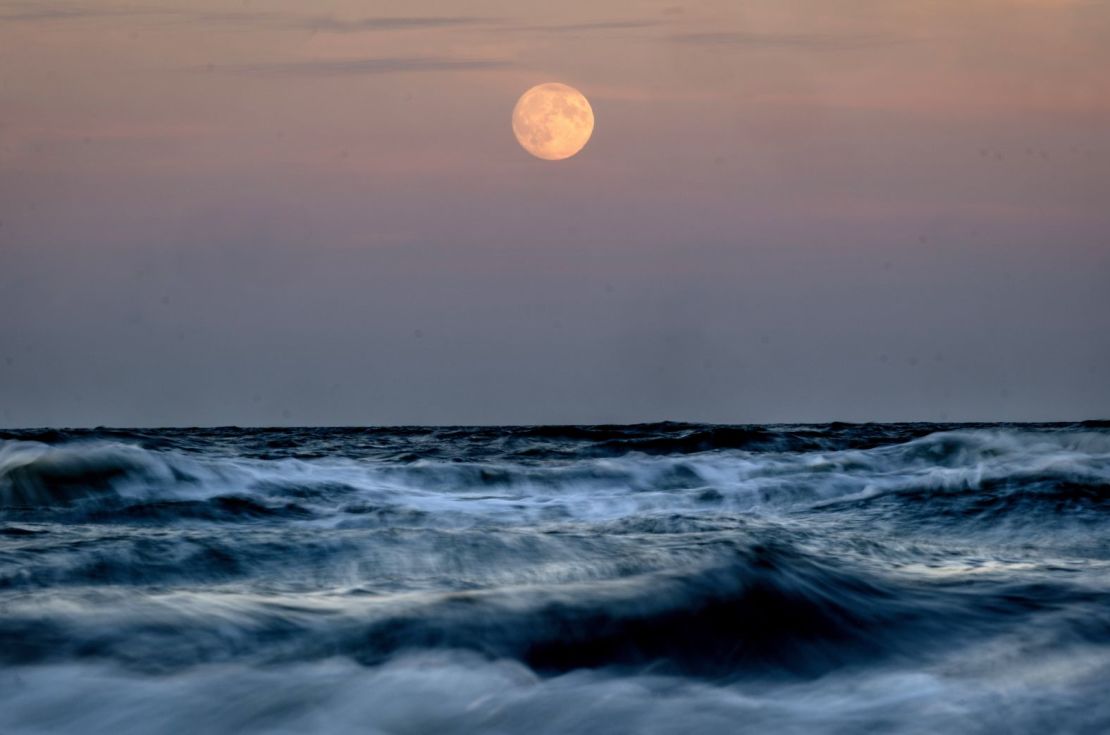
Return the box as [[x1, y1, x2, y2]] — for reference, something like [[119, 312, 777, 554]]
[[1, 0, 1108, 425]]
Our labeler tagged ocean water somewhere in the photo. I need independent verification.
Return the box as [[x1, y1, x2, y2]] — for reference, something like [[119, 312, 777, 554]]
[[1, 422, 1108, 734]]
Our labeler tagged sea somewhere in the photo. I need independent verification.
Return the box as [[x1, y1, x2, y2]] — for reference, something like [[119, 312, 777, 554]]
[[1, 422, 1108, 734]]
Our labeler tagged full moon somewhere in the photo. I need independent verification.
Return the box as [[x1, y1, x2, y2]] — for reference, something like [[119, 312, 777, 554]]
[[512, 82, 594, 161]]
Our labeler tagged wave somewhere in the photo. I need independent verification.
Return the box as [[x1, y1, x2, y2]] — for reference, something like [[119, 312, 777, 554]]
[[0, 441, 194, 507], [3, 539, 1104, 675], [2, 651, 1108, 735], [0, 542, 955, 669], [2, 424, 1109, 733], [2, 427, 1108, 530], [0, 421, 1096, 459]]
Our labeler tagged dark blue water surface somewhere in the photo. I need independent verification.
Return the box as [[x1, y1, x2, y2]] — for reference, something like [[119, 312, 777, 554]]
[[1, 422, 1108, 733]]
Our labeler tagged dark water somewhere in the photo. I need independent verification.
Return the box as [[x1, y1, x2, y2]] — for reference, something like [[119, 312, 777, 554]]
[[1, 422, 1108, 734]]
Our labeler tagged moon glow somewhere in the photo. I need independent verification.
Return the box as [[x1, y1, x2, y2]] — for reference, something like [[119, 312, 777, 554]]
[[512, 82, 594, 161]]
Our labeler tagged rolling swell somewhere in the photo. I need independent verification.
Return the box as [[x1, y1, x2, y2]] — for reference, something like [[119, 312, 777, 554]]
[[0, 540, 1076, 676], [1, 423, 1109, 733], [348, 542, 923, 678]]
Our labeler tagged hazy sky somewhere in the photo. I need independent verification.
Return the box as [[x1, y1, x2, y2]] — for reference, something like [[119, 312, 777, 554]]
[[1, 0, 1108, 426]]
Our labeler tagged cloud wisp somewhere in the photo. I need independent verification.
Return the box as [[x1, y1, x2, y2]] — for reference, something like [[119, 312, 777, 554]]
[[205, 56, 514, 77], [508, 20, 661, 33], [2, 4, 657, 38], [670, 31, 905, 50], [0, 4, 496, 32], [186, 12, 495, 33], [0, 2, 163, 22]]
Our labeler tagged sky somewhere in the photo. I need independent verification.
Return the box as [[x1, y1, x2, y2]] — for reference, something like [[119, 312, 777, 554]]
[[1, 0, 1108, 426]]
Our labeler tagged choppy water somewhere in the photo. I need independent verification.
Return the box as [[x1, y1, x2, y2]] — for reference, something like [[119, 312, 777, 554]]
[[1, 422, 1108, 734]]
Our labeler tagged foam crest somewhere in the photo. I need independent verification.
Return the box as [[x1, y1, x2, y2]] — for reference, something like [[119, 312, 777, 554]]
[[2, 427, 1107, 527]]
